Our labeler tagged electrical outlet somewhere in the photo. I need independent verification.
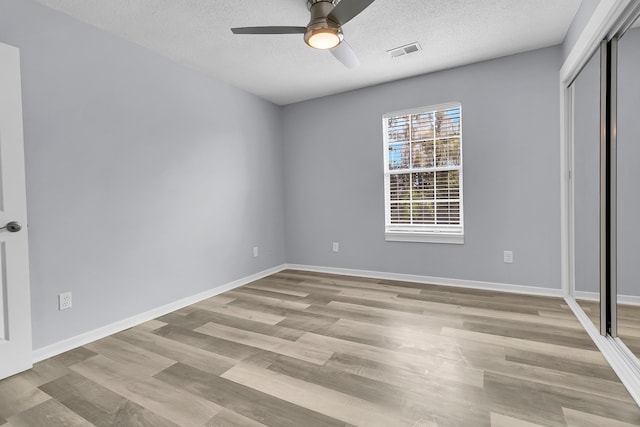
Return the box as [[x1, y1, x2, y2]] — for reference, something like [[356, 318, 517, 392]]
[[59, 292, 72, 310], [253, 246, 259, 257], [503, 251, 514, 264], [332, 242, 339, 252]]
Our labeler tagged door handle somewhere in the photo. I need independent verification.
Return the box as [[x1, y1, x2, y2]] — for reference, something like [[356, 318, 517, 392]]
[[0, 221, 22, 232]]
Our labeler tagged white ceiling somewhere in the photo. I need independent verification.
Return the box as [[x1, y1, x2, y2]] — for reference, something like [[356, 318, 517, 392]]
[[34, 0, 582, 105]]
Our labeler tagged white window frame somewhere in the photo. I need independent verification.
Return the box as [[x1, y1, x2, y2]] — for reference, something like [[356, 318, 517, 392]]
[[383, 102, 464, 244]]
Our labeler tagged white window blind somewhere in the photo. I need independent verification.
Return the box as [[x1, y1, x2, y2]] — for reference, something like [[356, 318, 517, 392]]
[[383, 102, 464, 243]]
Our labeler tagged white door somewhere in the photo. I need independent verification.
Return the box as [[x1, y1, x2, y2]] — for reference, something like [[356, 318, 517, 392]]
[[0, 42, 32, 380]]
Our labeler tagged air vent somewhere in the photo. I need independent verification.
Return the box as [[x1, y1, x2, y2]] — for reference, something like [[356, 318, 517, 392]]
[[388, 42, 422, 58]]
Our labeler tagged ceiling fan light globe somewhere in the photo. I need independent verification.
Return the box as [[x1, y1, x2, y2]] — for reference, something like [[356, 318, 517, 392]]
[[305, 28, 342, 50]]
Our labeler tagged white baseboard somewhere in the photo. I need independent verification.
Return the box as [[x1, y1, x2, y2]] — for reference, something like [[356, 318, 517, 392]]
[[574, 291, 640, 306], [565, 296, 640, 407], [31, 263, 564, 363], [31, 264, 287, 363], [574, 291, 599, 302], [30, 264, 640, 409], [284, 264, 563, 298]]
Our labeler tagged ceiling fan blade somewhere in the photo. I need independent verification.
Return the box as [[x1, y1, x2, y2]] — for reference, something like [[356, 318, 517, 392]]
[[231, 26, 306, 35], [330, 40, 360, 69], [328, 0, 376, 25]]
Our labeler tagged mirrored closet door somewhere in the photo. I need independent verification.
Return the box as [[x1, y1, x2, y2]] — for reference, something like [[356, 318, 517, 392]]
[[566, 1, 640, 404], [572, 47, 601, 331], [571, 8, 640, 355], [616, 14, 640, 357]]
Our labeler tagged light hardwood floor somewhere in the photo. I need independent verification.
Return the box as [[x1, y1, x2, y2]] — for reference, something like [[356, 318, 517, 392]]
[[2, 270, 640, 426]]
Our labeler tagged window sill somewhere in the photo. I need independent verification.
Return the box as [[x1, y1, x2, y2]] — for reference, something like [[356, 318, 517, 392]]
[[385, 232, 464, 244]]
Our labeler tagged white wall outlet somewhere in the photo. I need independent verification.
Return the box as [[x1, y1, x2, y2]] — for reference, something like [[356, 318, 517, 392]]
[[503, 250, 514, 264], [253, 246, 259, 257], [59, 292, 72, 310], [332, 242, 339, 252]]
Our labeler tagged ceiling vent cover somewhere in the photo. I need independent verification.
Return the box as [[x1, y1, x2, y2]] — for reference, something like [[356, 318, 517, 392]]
[[388, 42, 422, 58]]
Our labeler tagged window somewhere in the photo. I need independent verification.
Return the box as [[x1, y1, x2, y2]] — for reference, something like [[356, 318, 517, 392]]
[[383, 102, 463, 243]]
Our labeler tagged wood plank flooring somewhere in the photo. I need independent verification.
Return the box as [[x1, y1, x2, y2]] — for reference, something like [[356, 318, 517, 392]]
[[2, 270, 640, 426]]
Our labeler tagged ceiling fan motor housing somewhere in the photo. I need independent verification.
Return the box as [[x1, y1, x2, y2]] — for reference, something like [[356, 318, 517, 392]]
[[304, 0, 343, 48]]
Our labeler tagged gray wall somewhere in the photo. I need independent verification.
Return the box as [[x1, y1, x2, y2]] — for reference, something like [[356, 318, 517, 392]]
[[0, 0, 286, 350], [563, 0, 600, 62], [283, 47, 563, 289]]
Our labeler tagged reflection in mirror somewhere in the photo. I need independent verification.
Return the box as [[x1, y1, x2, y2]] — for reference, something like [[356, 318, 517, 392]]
[[572, 46, 600, 330], [616, 17, 640, 357]]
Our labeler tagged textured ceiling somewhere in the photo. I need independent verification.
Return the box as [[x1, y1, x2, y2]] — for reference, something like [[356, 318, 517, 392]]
[[34, 0, 581, 105]]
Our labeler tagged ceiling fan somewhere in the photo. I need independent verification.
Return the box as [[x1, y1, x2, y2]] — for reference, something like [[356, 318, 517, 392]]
[[231, 0, 376, 69]]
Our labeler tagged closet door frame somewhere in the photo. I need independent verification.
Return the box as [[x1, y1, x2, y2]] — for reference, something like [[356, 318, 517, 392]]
[[600, 38, 617, 337]]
